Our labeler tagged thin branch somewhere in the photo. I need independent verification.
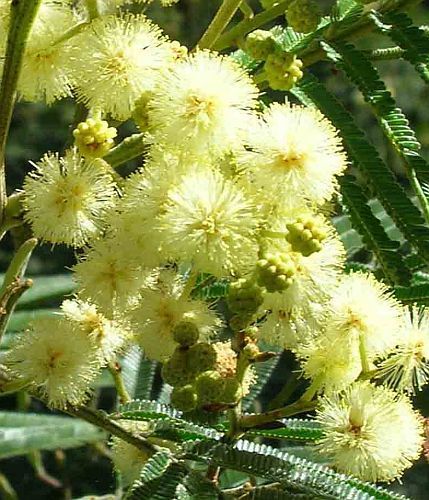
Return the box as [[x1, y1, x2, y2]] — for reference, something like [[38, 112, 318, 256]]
[[0, 0, 42, 224], [198, 0, 244, 50]]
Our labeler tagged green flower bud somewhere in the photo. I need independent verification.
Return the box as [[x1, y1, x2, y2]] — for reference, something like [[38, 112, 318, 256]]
[[245, 30, 277, 60], [222, 377, 243, 404], [286, 0, 322, 34], [132, 92, 152, 131], [172, 320, 200, 347], [226, 278, 265, 315], [229, 314, 255, 332], [195, 370, 226, 405], [161, 348, 197, 387], [257, 252, 295, 293], [188, 342, 217, 374], [73, 117, 117, 158], [264, 50, 303, 91], [170, 384, 197, 412], [286, 217, 328, 257]]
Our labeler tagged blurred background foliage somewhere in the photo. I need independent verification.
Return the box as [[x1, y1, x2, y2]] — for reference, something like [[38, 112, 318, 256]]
[[1, 1, 429, 498]]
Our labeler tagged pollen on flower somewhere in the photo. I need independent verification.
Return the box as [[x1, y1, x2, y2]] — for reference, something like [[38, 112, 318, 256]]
[[130, 269, 222, 361], [376, 306, 429, 394], [148, 50, 259, 157], [70, 13, 171, 120], [325, 272, 403, 359], [72, 237, 149, 315], [316, 381, 424, 482], [5, 317, 101, 409], [158, 168, 260, 276], [61, 299, 131, 363], [239, 102, 347, 205], [22, 149, 117, 247], [17, 1, 77, 103]]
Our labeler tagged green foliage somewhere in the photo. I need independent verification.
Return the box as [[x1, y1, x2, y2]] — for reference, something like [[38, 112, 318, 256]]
[[0, 411, 105, 458], [292, 72, 429, 269], [371, 10, 429, 84], [122, 346, 158, 400], [125, 450, 187, 500], [14, 273, 75, 309], [187, 439, 408, 500]]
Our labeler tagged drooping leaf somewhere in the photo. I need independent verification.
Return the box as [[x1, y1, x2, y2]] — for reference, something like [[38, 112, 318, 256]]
[[394, 283, 429, 305]]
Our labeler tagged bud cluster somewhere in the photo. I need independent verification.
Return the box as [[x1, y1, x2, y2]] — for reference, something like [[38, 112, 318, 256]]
[[286, 0, 322, 34], [73, 117, 117, 158], [286, 217, 328, 257], [245, 30, 304, 91]]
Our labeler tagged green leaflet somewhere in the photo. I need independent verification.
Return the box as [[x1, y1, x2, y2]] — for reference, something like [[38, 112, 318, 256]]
[[371, 11, 429, 84], [114, 399, 182, 421], [189, 439, 408, 500], [125, 450, 187, 500], [121, 346, 158, 400], [191, 275, 229, 300], [340, 175, 410, 284], [292, 73, 429, 263], [0, 412, 105, 458], [113, 399, 223, 442], [323, 40, 429, 182], [14, 273, 75, 309], [242, 352, 280, 412], [394, 283, 429, 305], [245, 418, 324, 441], [104, 132, 148, 169]]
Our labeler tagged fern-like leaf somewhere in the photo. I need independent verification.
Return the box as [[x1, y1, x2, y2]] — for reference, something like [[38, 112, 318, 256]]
[[190, 440, 408, 500], [323, 40, 429, 181], [340, 175, 410, 284], [371, 11, 429, 84], [244, 418, 324, 441], [125, 450, 187, 500], [242, 351, 280, 412], [395, 283, 429, 305], [292, 72, 429, 263]]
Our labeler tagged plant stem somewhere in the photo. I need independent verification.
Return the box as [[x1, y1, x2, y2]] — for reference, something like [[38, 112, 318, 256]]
[[65, 405, 157, 456], [103, 133, 148, 169], [267, 372, 299, 410], [52, 21, 91, 47], [198, 0, 244, 50], [0, 278, 33, 343], [84, 0, 100, 19], [0, 238, 37, 297], [409, 167, 429, 227], [0, 0, 42, 225], [239, 399, 316, 429], [108, 361, 131, 405], [359, 333, 371, 375], [214, 0, 293, 51]]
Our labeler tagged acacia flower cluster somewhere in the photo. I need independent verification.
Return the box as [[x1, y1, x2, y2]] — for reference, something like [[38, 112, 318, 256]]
[[1, 0, 427, 487]]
